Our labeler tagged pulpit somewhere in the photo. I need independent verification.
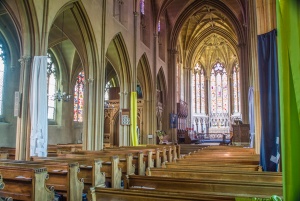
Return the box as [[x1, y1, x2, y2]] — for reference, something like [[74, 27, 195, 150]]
[[232, 124, 250, 146]]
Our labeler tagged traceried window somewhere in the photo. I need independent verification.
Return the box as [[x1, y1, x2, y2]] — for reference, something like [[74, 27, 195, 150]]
[[47, 53, 57, 120], [74, 71, 85, 122], [104, 81, 112, 101], [158, 20, 161, 33], [140, 0, 146, 44], [210, 62, 228, 114], [140, 0, 145, 15], [192, 63, 205, 114], [232, 64, 240, 113], [0, 43, 6, 116]]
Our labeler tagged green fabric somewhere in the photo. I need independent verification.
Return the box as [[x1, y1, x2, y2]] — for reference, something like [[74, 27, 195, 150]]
[[130, 92, 138, 146], [277, 0, 300, 200]]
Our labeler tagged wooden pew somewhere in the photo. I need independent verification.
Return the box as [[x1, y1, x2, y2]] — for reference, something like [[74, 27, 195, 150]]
[[56, 143, 82, 153], [0, 153, 8, 160], [202, 146, 255, 154], [124, 175, 283, 197], [146, 168, 282, 184], [104, 147, 161, 168], [0, 164, 54, 200], [32, 155, 121, 189], [163, 163, 262, 172], [174, 157, 260, 165], [177, 144, 208, 155], [69, 151, 136, 176], [0, 148, 15, 160], [91, 187, 238, 201], [0, 160, 84, 201], [146, 145, 176, 162]]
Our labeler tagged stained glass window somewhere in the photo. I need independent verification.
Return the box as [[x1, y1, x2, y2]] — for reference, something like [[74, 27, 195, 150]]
[[192, 63, 205, 114], [210, 62, 228, 114], [74, 71, 85, 122], [0, 43, 5, 116], [104, 81, 112, 101], [158, 20, 161, 32], [47, 53, 56, 120], [140, 0, 145, 15], [232, 64, 240, 113]]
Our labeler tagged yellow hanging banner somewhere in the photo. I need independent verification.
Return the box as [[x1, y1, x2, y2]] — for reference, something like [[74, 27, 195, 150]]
[[130, 92, 138, 146]]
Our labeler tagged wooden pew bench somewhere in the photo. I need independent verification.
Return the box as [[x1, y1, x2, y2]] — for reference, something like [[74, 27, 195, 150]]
[[0, 148, 15, 160], [91, 187, 238, 201], [0, 160, 84, 201], [178, 144, 208, 155], [32, 156, 105, 191], [202, 146, 255, 154], [146, 168, 282, 184], [164, 163, 262, 172], [124, 175, 283, 197], [0, 164, 54, 201], [32, 155, 121, 189], [56, 143, 83, 153], [0, 153, 8, 160], [146, 145, 177, 162], [174, 157, 260, 165], [104, 147, 160, 168], [69, 151, 136, 176]]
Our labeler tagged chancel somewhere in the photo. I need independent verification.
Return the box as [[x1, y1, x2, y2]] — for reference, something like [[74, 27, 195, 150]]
[[0, 0, 299, 200]]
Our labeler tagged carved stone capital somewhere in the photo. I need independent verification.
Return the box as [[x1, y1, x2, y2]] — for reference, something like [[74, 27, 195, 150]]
[[87, 78, 94, 84], [133, 11, 139, 17], [18, 56, 31, 67]]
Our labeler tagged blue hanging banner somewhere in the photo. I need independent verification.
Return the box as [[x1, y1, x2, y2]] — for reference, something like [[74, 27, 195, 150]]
[[170, 113, 178, 129]]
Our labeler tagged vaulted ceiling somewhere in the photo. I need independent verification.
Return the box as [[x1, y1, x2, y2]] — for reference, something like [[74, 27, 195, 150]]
[[154, 0, 245, 73]]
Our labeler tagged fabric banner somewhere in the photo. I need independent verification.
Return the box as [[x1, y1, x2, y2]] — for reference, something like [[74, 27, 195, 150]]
[[248, 87, 255, 148], [30, 56, 48, 157], [257, 29, 280, 172], [130, 92, 138, 146], [277, 0, 300, 199]]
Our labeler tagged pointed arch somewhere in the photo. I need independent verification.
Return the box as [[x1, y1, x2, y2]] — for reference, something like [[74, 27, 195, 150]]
[[157, 67, 167, 104], [106, 32, 132, 95], [137, 53, 153, 101]]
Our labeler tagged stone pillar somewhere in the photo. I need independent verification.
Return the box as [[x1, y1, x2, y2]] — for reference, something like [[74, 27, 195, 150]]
[[83, 78, 96, 150], [151, 33, 159, 144], [15, 56, 31, 160], [167, 49, 178, 143], [238, 43, 250, 123]]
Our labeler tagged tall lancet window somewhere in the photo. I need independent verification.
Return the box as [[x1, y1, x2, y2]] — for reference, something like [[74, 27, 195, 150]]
[[140, 0, 144, 15], [74, 71, 85, 122], [192, 63, 205, 114], [232, 64, 240, 113], [0, 42, 5, 116], [210, 62, 228, 114], [47, 53, 57, 120]]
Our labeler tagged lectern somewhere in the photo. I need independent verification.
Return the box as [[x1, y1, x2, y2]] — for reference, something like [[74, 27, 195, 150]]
[[232, 124, 250, 146]]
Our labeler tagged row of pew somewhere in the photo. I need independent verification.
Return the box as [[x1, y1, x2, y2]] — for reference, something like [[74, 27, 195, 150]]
[[0, 144, 177, 200], [0, 144, 282, 200]]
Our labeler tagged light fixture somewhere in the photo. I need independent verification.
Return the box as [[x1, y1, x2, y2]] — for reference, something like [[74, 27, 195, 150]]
[[53, 89, 71, 102]]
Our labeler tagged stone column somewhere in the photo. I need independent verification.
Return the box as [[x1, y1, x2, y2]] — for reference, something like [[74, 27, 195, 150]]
[[167, 49, 178, 143], [151, 33, 159, 144], [15, 56, 31, 160]]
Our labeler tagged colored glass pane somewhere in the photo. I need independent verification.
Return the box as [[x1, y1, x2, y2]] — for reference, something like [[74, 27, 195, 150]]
[[74, 71, 85, 122]]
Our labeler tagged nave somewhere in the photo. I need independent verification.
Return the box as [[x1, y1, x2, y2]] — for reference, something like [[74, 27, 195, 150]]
[[0, 144, 282, 201]]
